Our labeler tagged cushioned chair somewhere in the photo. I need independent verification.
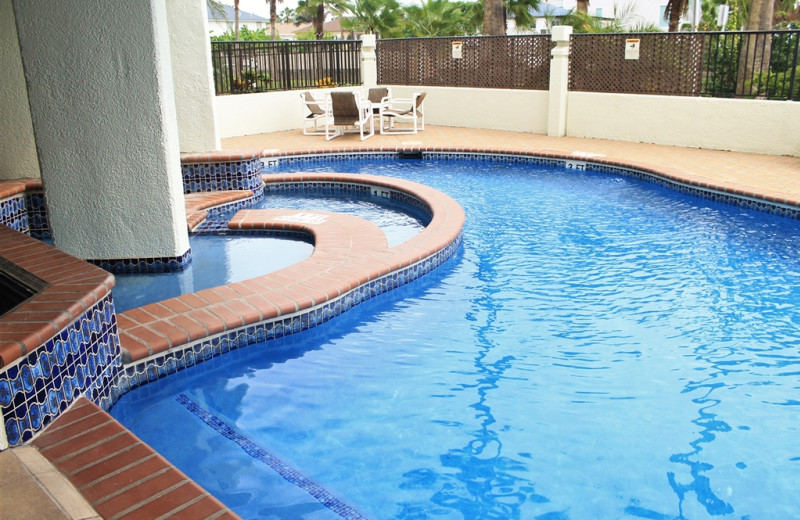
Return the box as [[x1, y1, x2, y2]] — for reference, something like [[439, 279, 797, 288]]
[[367, 87, 391, 117], [300, 91, 328, 135], [379, 92, 426, 135], [325, 91, 374, 141]]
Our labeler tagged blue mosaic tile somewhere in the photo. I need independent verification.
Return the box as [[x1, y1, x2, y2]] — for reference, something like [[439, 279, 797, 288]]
[[87, 248, 193, 274], [176, 393, 368, 520], [182, 158, 263, 194], [0, 194, 30, 234], [0, 295, 123, 448], [25, 192, 50, 239]]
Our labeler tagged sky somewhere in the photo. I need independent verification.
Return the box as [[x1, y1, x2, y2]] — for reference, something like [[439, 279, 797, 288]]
[[219, 0, 300, 18], [219, 0, 424, 20]]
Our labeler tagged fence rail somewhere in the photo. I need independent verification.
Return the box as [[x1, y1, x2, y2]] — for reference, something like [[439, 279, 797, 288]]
[[211, 40, 362, 95]]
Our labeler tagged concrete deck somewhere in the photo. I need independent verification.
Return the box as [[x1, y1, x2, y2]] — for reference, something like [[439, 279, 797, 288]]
[[4, 126, 799, 519]]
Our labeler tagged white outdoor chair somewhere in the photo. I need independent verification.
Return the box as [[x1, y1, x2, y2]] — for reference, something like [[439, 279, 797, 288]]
[[300, 91, 329, 135], [379, 92, 426, 135], [324, 91, 374, 141], [367, 87, 392, 120]]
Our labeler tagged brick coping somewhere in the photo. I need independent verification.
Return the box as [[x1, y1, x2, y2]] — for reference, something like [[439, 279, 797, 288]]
[[0, 225, 115, 368], [117, 171, 465, 363]]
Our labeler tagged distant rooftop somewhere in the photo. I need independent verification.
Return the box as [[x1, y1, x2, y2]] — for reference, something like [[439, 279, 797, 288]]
[[207, 4, 268, 22], [530, 2, 572, 17]]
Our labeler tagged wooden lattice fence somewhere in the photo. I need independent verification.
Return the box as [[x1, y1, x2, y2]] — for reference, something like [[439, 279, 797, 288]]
[[569, 33, 705, 96], [377, 36, 552, 90]]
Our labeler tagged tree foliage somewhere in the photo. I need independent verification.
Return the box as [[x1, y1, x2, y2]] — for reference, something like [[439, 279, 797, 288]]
[[343, 0, 403, 37], [297, 0, 351, 39], [403, 0, 482, 36]]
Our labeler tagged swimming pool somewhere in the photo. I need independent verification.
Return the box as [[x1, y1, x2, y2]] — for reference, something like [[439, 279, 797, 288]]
[[111, 157, 800, 519]]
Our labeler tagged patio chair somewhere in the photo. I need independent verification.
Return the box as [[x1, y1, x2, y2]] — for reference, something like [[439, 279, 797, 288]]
[[379, 92, 426, 135], [367, 87, 391, 117], [325, 91, 374, 141], [300, 91, 329, 135]]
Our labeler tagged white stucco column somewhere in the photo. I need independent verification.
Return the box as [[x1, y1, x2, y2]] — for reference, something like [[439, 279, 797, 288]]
[[166, 0, 221, 153], [0, 0, 39, 180], [547, 26, 573, 137], [13, 0, 190, 263], [361, 34, 378, 88]]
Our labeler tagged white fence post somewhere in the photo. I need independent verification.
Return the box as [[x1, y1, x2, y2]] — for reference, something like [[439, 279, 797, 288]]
[[360, 34, 377, 88], [548, 26, 572, 137]]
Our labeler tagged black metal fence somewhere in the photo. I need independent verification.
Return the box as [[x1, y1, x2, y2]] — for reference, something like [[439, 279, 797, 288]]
[[211, 40, 362, 95], [700, 30, 799, 99]]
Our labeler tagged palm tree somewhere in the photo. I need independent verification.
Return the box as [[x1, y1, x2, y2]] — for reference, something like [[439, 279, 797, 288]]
[[207, 0, 226, 19], [267, 0, 284, 39], [736, 0, 776, 95], [297, 0, 350, 39], [663, 0, 689, 31], [345, 0, 402, 37], [503, 0, 541, 32], [576, 0, 589, 14], [234, 0, 241, 40], [483, 0, 506, 34]]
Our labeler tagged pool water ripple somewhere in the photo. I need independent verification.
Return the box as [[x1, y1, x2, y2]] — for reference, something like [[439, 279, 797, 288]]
[[113, 159, 800, 519]]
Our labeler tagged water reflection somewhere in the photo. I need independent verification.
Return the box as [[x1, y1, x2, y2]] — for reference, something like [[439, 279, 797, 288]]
[[666, 392, 734, 517], [627, 354, 738, 519], [396, 267, 550, 519]]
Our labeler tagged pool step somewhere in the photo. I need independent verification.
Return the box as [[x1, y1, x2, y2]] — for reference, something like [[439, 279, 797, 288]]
[[32, 397, 241, 520]]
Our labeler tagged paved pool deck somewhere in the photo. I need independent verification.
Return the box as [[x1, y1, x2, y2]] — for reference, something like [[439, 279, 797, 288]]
[[4, 126, 799, 519]]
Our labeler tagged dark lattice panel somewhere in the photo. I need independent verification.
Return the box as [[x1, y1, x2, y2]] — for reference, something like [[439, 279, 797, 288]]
[[569, 33, 704, 96], [377, 36, 551, 90]]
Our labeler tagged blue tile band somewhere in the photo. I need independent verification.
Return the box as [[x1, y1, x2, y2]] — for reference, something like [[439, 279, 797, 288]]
[[182, 158, 264, 195], [176, 393, 369, 520], [86, 248, 193, 274], [0, 194, 30, 234], [0, 294, 122, 447]]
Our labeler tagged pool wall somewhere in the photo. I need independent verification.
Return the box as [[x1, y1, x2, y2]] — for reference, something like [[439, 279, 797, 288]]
[[118, 167, 462, 396], [181, 149, 264, 197], [0, 179, 49, 239]]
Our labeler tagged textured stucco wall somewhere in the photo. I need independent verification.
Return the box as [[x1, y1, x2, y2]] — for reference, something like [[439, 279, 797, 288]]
[[215, 87, 550, 138], [567, 92, 800, 157], [14, 0, 189, 260], [0, 0, 40, 180], [166, 0, 220, 153]]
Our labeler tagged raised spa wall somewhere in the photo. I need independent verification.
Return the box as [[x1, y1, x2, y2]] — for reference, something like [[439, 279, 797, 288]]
[[0, 151, 465, 450], [0, 154, 265, 449]]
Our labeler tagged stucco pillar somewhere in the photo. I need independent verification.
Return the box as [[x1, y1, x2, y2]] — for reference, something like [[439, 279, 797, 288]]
[[13, 0, 190, 267], [166, 0, 221, 153], [547, 26, 572, 137], [0, 0, 39, 180], [360, 34, 378, 88]]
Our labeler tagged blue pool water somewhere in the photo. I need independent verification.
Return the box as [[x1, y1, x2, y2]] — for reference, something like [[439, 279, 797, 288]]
[[111, 158, 800, 520], [112, 236, 313, 312], [113, 196, 426, 312]]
